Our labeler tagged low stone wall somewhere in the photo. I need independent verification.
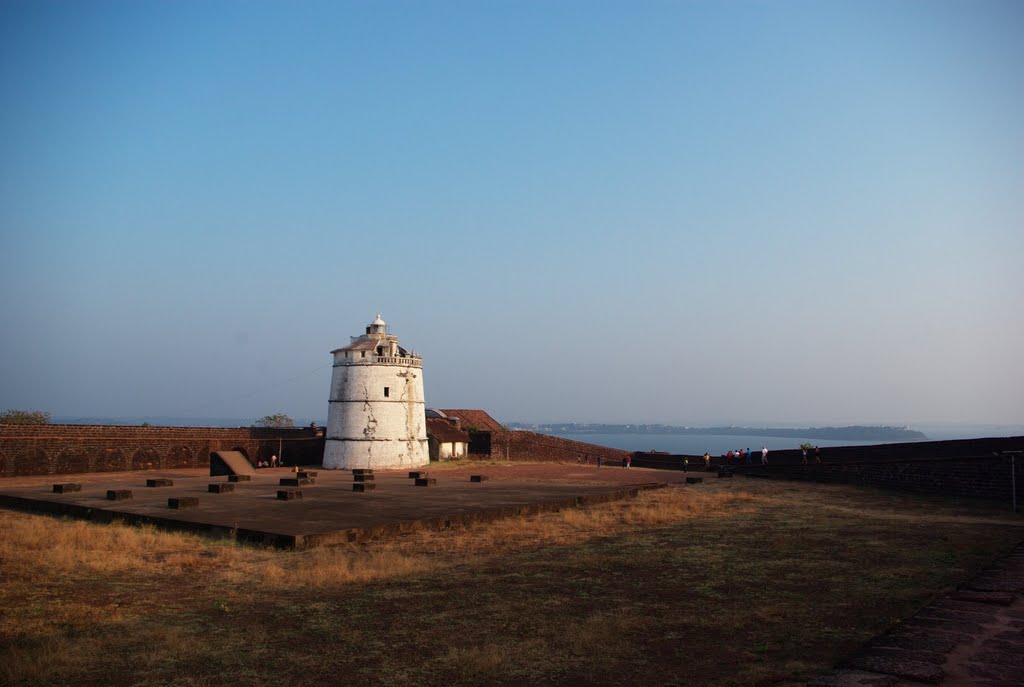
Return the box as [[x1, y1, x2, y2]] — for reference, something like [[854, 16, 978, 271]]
[[490, 430, 631, 465], [0, 424, 325, 477], [631, 436, 1024, 505]]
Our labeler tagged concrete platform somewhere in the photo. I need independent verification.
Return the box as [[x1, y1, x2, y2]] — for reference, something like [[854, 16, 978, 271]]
[[0, 464, 669, 549]]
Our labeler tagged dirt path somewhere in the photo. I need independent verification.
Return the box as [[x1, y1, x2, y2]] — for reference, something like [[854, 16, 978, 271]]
[[810, 542, 1024, 686]]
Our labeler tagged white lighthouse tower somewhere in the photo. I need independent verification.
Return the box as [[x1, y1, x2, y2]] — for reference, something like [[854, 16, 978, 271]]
[[323, 314, 429, 470]]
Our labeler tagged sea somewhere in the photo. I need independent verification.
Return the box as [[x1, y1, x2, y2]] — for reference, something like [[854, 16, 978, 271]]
[[549, 423, 1024, 457]]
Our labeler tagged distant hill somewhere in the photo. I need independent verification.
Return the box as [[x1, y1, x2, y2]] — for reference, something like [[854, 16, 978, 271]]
[[508, 423, 928, 442]]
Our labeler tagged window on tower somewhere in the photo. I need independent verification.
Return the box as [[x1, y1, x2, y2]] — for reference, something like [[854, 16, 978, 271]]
[[384, 387, 390, 398]]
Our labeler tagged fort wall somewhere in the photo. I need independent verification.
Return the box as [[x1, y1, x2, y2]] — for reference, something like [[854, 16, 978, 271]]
[[0, 424, 325, 477], [631, 435, 1024, 505], [488, 430, 631, 465]]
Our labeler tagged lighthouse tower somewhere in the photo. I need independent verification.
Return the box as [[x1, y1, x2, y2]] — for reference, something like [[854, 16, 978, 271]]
[[323, 314, 429, 470]]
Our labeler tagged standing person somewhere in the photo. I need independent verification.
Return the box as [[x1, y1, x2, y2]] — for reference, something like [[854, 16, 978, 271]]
[[625, 454, 632, 470], [703, 452, 711, 469], [815, 446, 822, 464], [761, 446, 768, 464], [270, 454, 278, 468], [726, 450, 734, 464], [745, 448, 752, 465], [683, 456, 689, 473], [802, 448, 808, 464]]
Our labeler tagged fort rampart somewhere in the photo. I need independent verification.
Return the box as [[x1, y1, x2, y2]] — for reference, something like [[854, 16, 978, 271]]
[[489, 430, 631, 465], [632, 436, 1024, 505], [0, 424, 325, 477]]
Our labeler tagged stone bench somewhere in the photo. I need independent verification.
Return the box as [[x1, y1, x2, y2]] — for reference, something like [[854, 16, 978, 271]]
[[409, 471, 428, 479], [208, 483, 235, 494], [280, 478, 315, 487], [297, 471, 318, 479], [352, 483, 377, 492], [146, 478, 174, 487], [353, 469, 373, 476], [228, 474, 251, 483], [168, 497, 198, 509], [277, 490, 302, 501], [470, 475, 489, 482], [52, 483, 82, 494], [107, 489, 132, 501], [415, 478, 437, 487], [354, 474, 375, 482]]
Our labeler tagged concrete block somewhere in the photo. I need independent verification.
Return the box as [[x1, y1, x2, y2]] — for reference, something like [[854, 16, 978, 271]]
[[107, 489, 132, 501], [352, 482, 377, 492], [277, 490, 302, 501], [168, 497, 198, 509], [409, 471, 428, 479], [208, 483, 235, 494], [353, 468, 374, 476], [228, 474, 251, 482], [280, 478, 314, 487], [354, 474, 375, 482], [52, 483, 82, 493], [686, 477, 703, 484], [470, 475, 489, 482], [297, 471, 318, 479], [415, 478, 437, 487], [146, 478, 174, 487]]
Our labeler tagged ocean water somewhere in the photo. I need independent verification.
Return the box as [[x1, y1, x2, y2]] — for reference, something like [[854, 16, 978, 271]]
[[547, 432, 892, 456]]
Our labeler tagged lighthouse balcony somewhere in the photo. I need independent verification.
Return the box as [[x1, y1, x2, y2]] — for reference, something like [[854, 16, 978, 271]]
[[335, 355, 422, 367]]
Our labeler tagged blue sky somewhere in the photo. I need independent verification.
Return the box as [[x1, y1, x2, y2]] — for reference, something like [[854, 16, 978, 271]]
[[1, 0, 1021, 427]]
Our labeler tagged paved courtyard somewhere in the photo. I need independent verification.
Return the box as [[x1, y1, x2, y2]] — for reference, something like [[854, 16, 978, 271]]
[[0, 463, 672, 548]]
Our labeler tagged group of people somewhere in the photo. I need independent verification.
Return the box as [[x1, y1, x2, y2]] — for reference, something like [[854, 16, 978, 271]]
[[255, 454, 281, 469], [722, 447, 769, 465]]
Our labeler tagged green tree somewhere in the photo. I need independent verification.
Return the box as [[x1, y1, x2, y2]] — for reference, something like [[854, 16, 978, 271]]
[[0, 409, 51, 424], [254, 413, 295, 428]]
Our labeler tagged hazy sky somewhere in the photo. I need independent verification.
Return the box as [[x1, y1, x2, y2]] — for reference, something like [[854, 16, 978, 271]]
[[1, 0, 1021, 427]]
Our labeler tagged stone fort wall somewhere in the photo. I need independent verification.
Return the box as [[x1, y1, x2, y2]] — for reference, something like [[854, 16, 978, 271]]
[[631, 436, 1024, 505], [0, 424, 325, 477], [489, 430, 631, 465]]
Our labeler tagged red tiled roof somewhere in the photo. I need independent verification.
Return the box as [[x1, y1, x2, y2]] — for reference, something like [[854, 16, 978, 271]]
[[437, 409, 505, 433], [426, 418, 470, 443]]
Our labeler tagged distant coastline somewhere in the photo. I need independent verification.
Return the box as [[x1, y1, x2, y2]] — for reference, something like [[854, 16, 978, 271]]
[[509, 423, 928, 442]]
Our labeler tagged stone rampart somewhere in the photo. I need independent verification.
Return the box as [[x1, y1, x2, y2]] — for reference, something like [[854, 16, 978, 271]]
[[0, 424, 325, 477], [489, 430, 631, 465]]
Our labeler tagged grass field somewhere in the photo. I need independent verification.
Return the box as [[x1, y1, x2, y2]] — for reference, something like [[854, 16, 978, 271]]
[[1, 470, 1021, 687]]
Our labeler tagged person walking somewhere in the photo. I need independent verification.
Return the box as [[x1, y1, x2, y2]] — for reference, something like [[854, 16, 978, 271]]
[[703, 452, 711, 469], [761, 446, 768, 464], [625, 454, 632, 470], [745, 448, 752, 465], [815, 446, 822, 464], [802, 448, 808, 465], [682, 456, 689, 473]]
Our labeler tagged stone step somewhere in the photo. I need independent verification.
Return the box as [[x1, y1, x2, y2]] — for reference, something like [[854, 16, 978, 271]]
[[208, 483, 235, 494], [354, 474, 375, 482], [107, 489, 132, 501], [297, 471, 318, 479], [168, 497, 198, 509], [352, 482, 377, 492], [415, 478, 437, 487], [409, 471, 428, 479], [352, 469, 374, 476]]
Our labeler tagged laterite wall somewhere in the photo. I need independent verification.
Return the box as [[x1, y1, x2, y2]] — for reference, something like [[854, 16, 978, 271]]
[[0, 424, 325, 477]]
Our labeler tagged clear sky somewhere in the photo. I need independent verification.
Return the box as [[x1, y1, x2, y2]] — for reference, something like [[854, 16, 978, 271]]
[[1, 0, 1021, 428]]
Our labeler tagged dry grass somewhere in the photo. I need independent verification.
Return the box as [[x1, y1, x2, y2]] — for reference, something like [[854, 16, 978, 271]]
[[1, 477, 1021, 687]]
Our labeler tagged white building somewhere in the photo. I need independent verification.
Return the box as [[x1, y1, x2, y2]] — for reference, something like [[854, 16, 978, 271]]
[[323, 314, 429, 470]]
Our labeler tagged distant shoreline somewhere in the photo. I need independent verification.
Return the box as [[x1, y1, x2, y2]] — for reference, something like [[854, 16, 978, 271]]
[[509, 423, 928, 442]]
